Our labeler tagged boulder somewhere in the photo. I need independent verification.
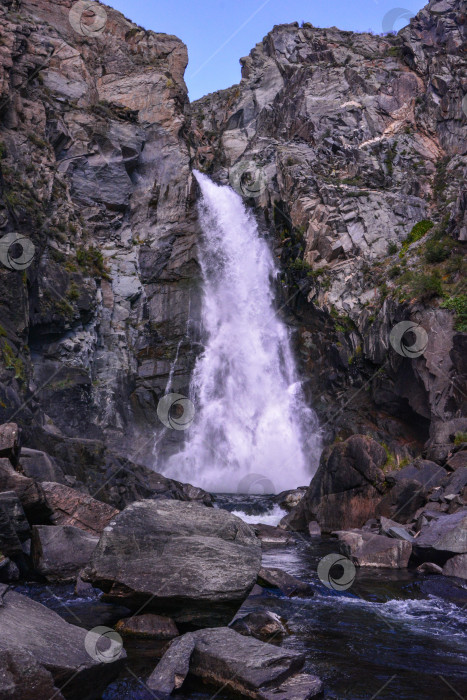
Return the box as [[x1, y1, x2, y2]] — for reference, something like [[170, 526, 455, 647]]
[[281, 436, 387, 532], [148, 627, 322, 699], [0, 556, 20, 582], [416, 562, 443, 575], [252, 523, 294, 546], [42, 481, 119, 535], [257, 567, 313, 597], [274, 488, 307, 512], [0, 423, 21, 466], [115, 613, 179, 639], [230, 611, 287, 641], [442, 467, 467, 499], [335, 530, 412, 568], [0, 647, 65, 700], [443, 553, 467, 580], [379, 516, 413, 542], [147, 633, 195, 695], [376, 479, 427, 524], [0, 491, 30, 542], [0, 589, 125, 700], [32, 525, 99, 582], [413, 509, 467, 565], [0, 458, 50, 522], [386, 460, 448, 490], [82, 500, 262, 627], [446, 451, 467, 472], [19, 447, 67, 484]]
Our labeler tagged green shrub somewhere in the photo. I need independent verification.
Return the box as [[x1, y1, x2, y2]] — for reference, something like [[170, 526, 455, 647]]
[[387, 241, 398, 255], [454, 431, 467, 446], [400, 220, 434, 256], [441, 295, 467, 331], [388, 265, 401, 279], [409, 270, 442, 299], [424, 238, 451, 263]]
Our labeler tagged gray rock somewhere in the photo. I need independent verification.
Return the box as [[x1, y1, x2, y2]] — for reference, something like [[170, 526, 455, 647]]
[[308, 521, 321, 537], [376, 479, 428, 524], [0, 556, 20, 583], [0, 491, 29, 542], [443, 553, 467, 580], [32, 525, 99, 582], [413, 509, 467, 562], [416, 562, 443, 575], [379, 517, 413, 542], [0, 458, 50, 522], [335, 529, 412, 568], [0, 423, 21, 466], [257, 567, 313, 597], [230, 610, 287, 641], [0, 646, 65, 700], [83, 500, 262, 626], [42, 481, 119, 535], [259, 673, 324, 700], [115, 613, 179, 640], [274, 488, 307, 512], [0, 589, 125, 700], [387, 460, 448, 490], [19, 447, 67, 484], [446, 451, 467, 472], [147, 633, 195, 695], [252, 523, 294, 546], [442, 468, 467, 499]]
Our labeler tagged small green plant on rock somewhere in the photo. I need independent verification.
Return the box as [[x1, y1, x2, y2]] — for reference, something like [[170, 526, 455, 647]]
[[441, 294, 467, 332], [400, 220, 434, 257]]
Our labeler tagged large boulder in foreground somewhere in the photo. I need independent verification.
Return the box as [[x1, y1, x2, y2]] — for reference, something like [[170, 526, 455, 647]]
[[281, 435, 387, 532], [334, 529, 412, 568], [83, 500, 262, 627], [0, 587, 125, 700], [147, 627, 323, 699]]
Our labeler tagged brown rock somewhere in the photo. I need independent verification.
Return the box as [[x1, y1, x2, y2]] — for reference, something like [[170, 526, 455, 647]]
[[0, 459, 50, 522], [257, 567, 313, 597], [115, 613, 179, 639], [42, 481, 119, 535], [443, 553, 467, 580], [335, 529, 412, 568]]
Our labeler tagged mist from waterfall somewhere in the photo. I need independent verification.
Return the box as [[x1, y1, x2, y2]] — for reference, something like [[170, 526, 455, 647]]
[[160, 171, 321, 494]]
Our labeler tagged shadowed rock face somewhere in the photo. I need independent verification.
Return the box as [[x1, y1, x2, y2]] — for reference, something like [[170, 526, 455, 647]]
[[82, 499, 262, 627]]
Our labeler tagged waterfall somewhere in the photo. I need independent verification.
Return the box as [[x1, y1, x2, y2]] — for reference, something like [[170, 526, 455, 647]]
[[159, 171, 321, 494]]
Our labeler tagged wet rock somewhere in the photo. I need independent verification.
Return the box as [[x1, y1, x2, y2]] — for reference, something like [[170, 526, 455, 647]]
[[252, 523, 295, 546], [416, 562, 443, 575], [335, 529, 412, 568], [151, 626, 323, 698], [0, 423, 21, 466], [257, 567, 313, 597], [282, 436, 387, 532], [115, 613, 179, 640], [147, 633, 195, 695], [42, 481, 119, 535], [230, 610, 287, 641], [32, 525, 99, 582], [0, 589, 125, 700], [0, 459, 50, 522], [443, 553, 467, 580], [82, 500, 262, 627], [274, 488, 307, 512]]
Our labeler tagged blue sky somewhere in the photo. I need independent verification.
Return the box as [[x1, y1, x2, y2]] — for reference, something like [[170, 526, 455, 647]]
[[105, 0, 426, 101]]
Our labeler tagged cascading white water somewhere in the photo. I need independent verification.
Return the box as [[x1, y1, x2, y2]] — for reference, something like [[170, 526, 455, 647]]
[[160, 171, 320, 493]]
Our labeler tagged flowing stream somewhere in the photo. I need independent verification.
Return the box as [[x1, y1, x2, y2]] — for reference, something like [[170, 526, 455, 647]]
[[160, 171, 320, 493]]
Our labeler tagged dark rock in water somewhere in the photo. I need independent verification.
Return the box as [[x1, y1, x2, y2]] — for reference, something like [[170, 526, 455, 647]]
[[42, 481, 119, 535], [32, 525, 99, 582], [413, 509, 467, 565], [252, 523, 294, 546], [116, 613, 179, 639], [416, 562, 443, 575], [19, 447, 68, 484], [0, 458, 51, 522], [188, 627, 321, 699], [257, 566, 313, 597], [0, 589, 125, 700], [443, 553, 467, 580], [274, 488, 307, 512], [0, 423, 21, 466], [230, 610, 287, 641], [82, 500, 262, 627], [376, 479, 428, 524], [335, 529, 412, 568], [147, 633, 195, 695], [281, 435, 387, 532], [0, 647, 65, 700]]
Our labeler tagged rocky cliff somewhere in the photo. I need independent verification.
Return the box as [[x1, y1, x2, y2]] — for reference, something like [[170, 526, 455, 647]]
[[0, 0, 465, 486]]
